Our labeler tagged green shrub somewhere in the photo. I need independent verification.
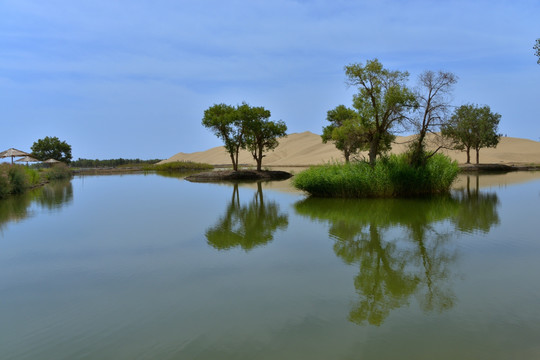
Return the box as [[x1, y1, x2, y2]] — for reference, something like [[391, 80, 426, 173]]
[[44, 163, 72, 180], [150, 161, 213, 172], [8, 165, 29, 194], [24, 167, 41, 186], [0, 164, 11, 199], [293, 153, 459, 198]]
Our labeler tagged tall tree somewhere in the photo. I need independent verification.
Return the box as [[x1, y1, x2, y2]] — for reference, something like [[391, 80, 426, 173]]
[[202, 103, 243, 171], [442, 104, 501, 164], [345, 59, 417, 165], [534, 38, 540, 64], [240, 103, 287, 171], [202, 103, 286, 171], [31, 136, 72, 163], [322, 105, 368, 163], [409, 71, 458, 166]]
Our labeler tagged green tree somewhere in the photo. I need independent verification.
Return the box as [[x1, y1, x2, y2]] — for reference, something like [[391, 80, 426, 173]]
[[240, 103, 287, 171], [322, 105, 368, 163], [202, 102, 286, 171], [31, 136, 72, 163], [345, 59, 417, 165], [534, 38, 540, 64], [202, 103, 243, 171], [442, 104, 501, 164], [409, 71, 457, 166]]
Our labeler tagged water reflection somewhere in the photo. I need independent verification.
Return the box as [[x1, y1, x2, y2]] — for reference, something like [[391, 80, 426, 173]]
[[206, 182, 288, 251], [295, 188, 500, 326], [0, 180, 73, 231]]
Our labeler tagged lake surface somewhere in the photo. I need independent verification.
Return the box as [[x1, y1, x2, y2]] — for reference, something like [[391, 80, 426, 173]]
[[1, 172, 540, 359]]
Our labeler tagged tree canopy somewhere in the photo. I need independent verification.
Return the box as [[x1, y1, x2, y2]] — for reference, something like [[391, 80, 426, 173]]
[[409, 71, 458, 166], [442, 104, 501, 164], [202, 103, 286, 171], [322, 105, 367, 163], [240, 103, 287, 171], [202, 103, 242, 170], [31, 136, 72, 163], [345, 59, 417, 165]]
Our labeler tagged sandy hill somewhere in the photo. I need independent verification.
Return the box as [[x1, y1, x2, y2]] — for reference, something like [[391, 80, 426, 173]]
[[160, 131, 540, 166]]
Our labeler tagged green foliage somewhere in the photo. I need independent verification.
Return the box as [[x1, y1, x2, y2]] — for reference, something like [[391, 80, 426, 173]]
[[345, 59, 417, 164], [43, 163, 72, 181], [202, 102, 287, 171], [31, 136, 72, 163], [0, 164, 11, 198], [24, 167, 41, 186], [322, 105, 368, 162], [8, 165, 29, 194], [240, 103, 287, 171], [441, 104, 501, 164], [151, 161, 213, 172], [534, 38, 540, 64], [202, 103, 243, 170], [293, 154, 459, 198]]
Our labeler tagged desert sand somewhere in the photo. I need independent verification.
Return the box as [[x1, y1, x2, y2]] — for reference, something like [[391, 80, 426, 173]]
[[160, 131, 540, 167]]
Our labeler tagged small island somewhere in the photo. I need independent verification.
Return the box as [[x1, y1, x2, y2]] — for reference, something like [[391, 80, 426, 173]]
[[185, 169, 292, 182]]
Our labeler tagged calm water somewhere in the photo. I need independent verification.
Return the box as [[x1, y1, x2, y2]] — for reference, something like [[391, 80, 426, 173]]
[[1, 172, 540, 359]]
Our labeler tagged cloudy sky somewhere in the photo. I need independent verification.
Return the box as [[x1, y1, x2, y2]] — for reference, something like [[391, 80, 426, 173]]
[[1, 0, 539, 160]]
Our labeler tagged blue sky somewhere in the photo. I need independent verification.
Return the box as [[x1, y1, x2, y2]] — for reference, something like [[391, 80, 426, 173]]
[[1, 0, 539, 160]]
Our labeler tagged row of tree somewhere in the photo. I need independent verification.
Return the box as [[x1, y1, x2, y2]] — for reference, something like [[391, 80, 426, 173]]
[[70, 158, 161, 168], [202, 102, 287, 171], [322, 59, 501, 165]]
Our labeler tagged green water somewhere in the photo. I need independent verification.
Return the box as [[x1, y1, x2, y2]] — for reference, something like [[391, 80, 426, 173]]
[[1, 173, 539, 359]]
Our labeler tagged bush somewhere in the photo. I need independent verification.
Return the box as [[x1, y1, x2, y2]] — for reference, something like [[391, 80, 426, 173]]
[[293, 153, 459, 198], [44, 163, 72, 180], [8, 165, 29, 194], [0, 164, 11, 199], [150, 161, 213, 172], [24, 167, 41, 186]]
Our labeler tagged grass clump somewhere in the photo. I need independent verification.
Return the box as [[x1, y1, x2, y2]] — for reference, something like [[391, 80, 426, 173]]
[[150, 161, 213, 172], [8, 165, 29, 194], [293, 153, 459, 198], [43, 163, 73, 181]]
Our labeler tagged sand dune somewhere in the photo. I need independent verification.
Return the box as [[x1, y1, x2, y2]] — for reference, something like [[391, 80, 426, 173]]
[[160, 131, 540, 166]]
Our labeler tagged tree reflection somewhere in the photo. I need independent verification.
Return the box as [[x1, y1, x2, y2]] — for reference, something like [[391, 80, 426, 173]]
[[295, 190, 499, 326], [452, 175, 500, 233], [0, 180, 73, 231], [35, 180, 73, 210], [206, 182, 288, 251]]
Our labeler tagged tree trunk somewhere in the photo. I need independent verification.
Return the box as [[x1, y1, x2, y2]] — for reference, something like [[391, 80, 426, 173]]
[[234, 148, 239, 171], [466, 147, 471, 164], [230, 153, 237, 171], [369, 139, 378, 166], [344, 150, 350, 163], [476, 148, 480, 165]]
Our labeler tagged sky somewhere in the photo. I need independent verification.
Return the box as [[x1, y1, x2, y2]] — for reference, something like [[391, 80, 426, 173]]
[[1, 0, 539, 160]]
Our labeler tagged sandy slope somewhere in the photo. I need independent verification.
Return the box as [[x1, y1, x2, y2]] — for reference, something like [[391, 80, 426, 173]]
[[160, 131, 540, 166]]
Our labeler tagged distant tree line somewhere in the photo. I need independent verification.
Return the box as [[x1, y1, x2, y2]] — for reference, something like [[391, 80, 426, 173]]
[[71, 158, 162, 168]]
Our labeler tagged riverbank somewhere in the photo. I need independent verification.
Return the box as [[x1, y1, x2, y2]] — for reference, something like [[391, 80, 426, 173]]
[[0, 163, 72, 199]]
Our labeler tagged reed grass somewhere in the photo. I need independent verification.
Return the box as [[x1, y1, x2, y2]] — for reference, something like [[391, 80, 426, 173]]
[[150, 161, 213, 172], [293, 153, 459, 198]]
